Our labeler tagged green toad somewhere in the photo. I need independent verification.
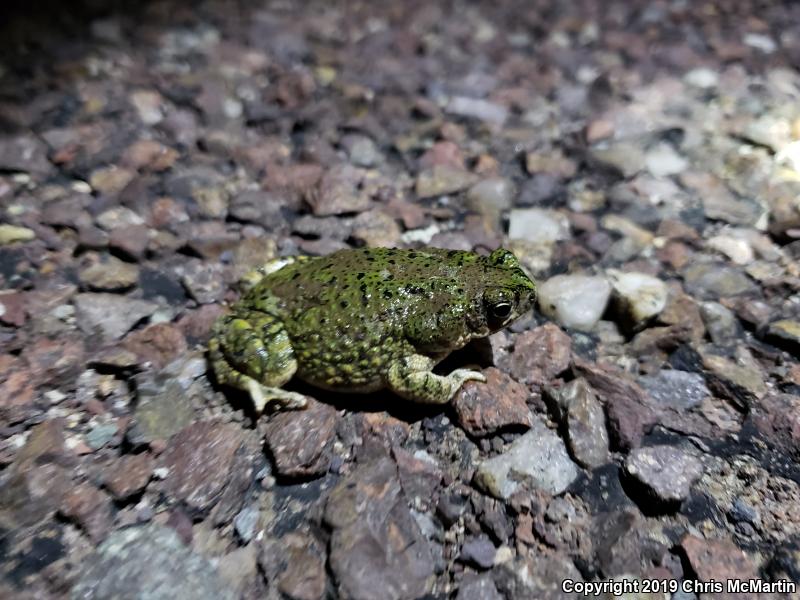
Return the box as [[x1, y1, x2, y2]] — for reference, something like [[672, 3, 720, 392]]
[[209, 247, 536, 412]]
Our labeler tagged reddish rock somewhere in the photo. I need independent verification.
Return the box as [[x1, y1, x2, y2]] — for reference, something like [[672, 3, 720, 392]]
[[160, 421, 246, 515], [263, 398, 338, 478], [573, 360, 657, 450], [505, 324, 572, 386], [393, 447, 443, 506], [307, 164, 373, 216], [121, 139, 179, 172], [0, 368, 37, 426], [22, 336, 85, 387], [418, 141, 465, 170], [751, 393, 800, 458], [361, 412, 411, 448], [122, 323, 188, 369], [267, 532, 327, 600], [0, 291, 27, 326], [109, 224, 151, 260], [60, 482, 114, 542], [176, 304, 227, 343], [680, 535, 758, 597], [105, 453, 155, 500], [453, 368, 533, 437]]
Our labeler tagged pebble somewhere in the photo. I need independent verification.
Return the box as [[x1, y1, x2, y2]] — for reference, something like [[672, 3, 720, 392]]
[[590, 141, 646, 178], [0, 134, 54, 175], [644, 142, 688, 177], [456, 575, 504, 600], [105, 453, 154, 500], [309, 164, 373, 215], [466, 177, 515, 220], [680, 534, 758, 584], [452, 368, 533, 437], [342, 134, 382, 167], [233, 505, 260, 544], [624, 445, 704, 503], [127, 372, 196, 446], [538, 274, 611, 332], [504, 323, 572, 386], [608, 270, 668, 326], [415, 165, 478, 198], [638, 370, 710, 410], [96, 206, 146, 230], [0, 224, 36, 245], [446, 96, 509, 125], [263, 397, 338, 478], [765, 319, 800, 354], [86, 420, 119, 450], [72, 524, 236, 600], [707, 234, 754, 265], [682, 263, 758, 299], [684, 67, 719, 89], [702, 351, 767, 408], [474, 417, 579, 499], [699, 301, 740, 346], [553, 378, 610, 469], [459, 535, 496, 570], [78, 255, 140, 292], [73, 293, 158, 341], [507, 208, 570, 243]]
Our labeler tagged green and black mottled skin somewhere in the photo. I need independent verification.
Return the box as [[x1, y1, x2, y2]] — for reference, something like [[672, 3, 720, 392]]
[[209, 247, 537, 412]]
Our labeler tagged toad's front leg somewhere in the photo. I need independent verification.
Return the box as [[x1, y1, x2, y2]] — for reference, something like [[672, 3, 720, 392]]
[[386, 353, 486, 404]]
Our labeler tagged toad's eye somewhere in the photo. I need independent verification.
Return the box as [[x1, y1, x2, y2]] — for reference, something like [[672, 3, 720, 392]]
[[490, 302, 512, 320]]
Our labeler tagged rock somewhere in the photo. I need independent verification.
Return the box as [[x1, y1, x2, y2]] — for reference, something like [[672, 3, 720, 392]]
[[179, 261, 227, 304], [590, 141, 646, 178], [507, 208, 570, 243], [269, 532, 328, 600], [78, 255, 140, 292], [128, 371, 196, 446], [699, 302, 741, 346], [74, 293, 157, 341], [452, 367, 533, 437], [681, 172, 764, 226], [308, 164, 373, 215], [393, 447, 443, 506], [702, 351, 767, 408], [741, 114, 791, 152], [109, 224, 150, 260], [96, 206, 146, 230], [684, 67, 719, 89], [624, 445, 704, 504], [751, 393, 800, 457], [457, 575, 504, 600], [234, 505, 260, 544], [86, 420, 119, 450], [160, 421, 248, 516], [553, 378, 610, 469], [0, 134, 54, 175], [0, 368, 37, 425], [608, 270, 668, 327], [538, 275, 611, 332], [325, 456, 436, 600], [573, 360, 657, 451], [680, 534, 758, 584], [121, 139, 179, 172], [644, 142, 688, 177], [350, 209, 402, 247], [682, 263, 758, 299], [104, 453, 154, 500], [216, 544, 258, 597], [228, 190, 287, 229], [707, 234, 754, 265], [638, 370, 710, 410], [765, 319, 800, 354], [0, 224, 36, 245], [459, 535, 496, 570], [59, 482, 113, 542], [474, 417, 579, 499], [504, 323, 572, 386], [466, 177, 515, 221], [263, 397, 338, 478], [342, 134, 382, 167], [71, 524, 236, 600], [415, 165, 478, 198], [90, 165, 135, 195], [122, 323, 188, 369], [0, 291, 27, 326], [446, 96, 509, 125]]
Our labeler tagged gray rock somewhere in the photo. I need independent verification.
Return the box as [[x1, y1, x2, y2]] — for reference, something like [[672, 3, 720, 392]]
[[86, 421, 119, 450], [638, 370, 710, 410], [538, 275, 611, 332], [699, 301, 740, 345], [71, 524, 236, 600], [415, 165, 478, 198], [644, 142, 688, 177], [0, 134, 54, 175], [74, 293, 158, 341], [474, 417, 579, 499], [128, 373, 196, 446], [456, 575, 503, 600], [684, 67, 719, 89], [554, 378, 610, 469], [228, 190, 287, 230], [234, 505, 260, 543], [459, 535, 496, 570], [343, 134, 382, 167], [179, 261, 227, 305], [590, 141, 646, 178], [446, 96, 509, 125], [682, 263, 758, 299], [508, 208, 570, 243], [466, 178, 515, 220], [624, 445, 704, 503], [79, 255, 140, 292]]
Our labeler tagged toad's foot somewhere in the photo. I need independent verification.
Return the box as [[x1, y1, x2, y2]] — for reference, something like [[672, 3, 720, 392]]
[[387, 354, 487, 404], [245, 378, 308, 413]]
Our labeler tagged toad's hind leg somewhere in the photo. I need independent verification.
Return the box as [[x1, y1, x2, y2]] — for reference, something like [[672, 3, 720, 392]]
[[209, 311, 307, 413], [386, 353, 487, 404]]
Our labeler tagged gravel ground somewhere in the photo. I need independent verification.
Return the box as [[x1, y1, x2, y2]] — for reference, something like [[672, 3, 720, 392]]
[[1, 1, 800, 599]]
